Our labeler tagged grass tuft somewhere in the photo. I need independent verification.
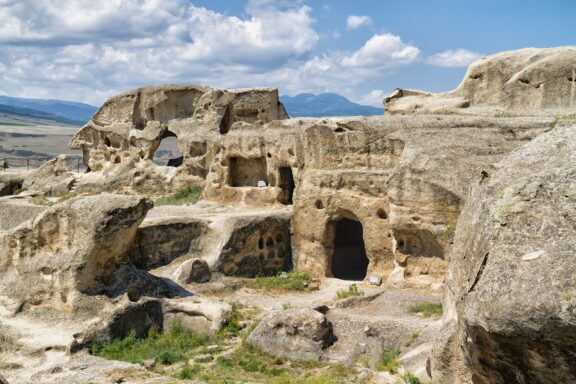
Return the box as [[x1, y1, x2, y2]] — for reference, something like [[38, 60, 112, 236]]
[[155, 186, 202, 206], [409, 301, 443, 317], [335, 284, 364, 300], [243, 271, 312, 292]]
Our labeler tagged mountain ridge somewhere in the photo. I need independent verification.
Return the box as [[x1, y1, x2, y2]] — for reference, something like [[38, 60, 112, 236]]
[[280, 92, 383, 117]]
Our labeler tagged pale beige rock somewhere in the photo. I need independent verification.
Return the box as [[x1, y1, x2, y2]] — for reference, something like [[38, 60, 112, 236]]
[[22, 154, 76, 196], [432, 125, 576, 383], [0, 193, 153, 314], [69, 84, 288, 194], [246, 308, 335, 360], [385, 46, 576, 117]]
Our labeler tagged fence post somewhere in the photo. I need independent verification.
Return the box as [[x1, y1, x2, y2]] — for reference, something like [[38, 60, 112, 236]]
[[77, 158, 80, 173], [27, 159, 29, 171]]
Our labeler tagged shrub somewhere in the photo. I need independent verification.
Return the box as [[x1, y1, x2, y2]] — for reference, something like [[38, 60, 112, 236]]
[[402, 371, 422, 384], [335, 284, 365, 300], [377, 345, 401, 373], [409, 301, 443, 317]]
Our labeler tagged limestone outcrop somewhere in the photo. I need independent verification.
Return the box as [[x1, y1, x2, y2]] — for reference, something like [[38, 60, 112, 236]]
[[385, 46, 576, 116], [70, 80, 558, 287], [432, 125, 576, 383], [0, 193, 156, 313], [70, 85, 288, 194]]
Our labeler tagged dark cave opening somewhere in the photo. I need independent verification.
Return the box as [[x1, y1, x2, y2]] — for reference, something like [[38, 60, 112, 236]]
[[330, 218, 369, 280]]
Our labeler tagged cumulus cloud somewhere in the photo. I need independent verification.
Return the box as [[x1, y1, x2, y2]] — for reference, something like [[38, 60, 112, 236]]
[[0, 1, 421, 106], [427, 48, 482, 67], [346, 15, 372, 30], [341, 34, 420, 68]]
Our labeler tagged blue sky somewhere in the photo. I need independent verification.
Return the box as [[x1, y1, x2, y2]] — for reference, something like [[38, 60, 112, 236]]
[[0, 0, 574, 106]]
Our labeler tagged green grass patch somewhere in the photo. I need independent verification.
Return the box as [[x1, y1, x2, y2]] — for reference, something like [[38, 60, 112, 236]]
[[377, 345, 401, 373], [243, 271, 312, 292], [409, 301, 443, 318], [155, 186, 202, 206], [179, 344, 359, 384], [91, 320, 212, 365], [335, 284, 364, 300]]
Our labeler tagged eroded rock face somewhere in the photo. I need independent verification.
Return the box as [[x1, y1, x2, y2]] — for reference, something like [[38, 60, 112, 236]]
[[70, 85, 288, 194], [385, 47, 576, 116], [0, 193, 153, 314], [246, 308, 335, 360], [432, 125, 576, 383]]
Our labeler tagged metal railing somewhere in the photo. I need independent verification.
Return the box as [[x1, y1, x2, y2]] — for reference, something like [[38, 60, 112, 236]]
[[0, 156, 84, 173]]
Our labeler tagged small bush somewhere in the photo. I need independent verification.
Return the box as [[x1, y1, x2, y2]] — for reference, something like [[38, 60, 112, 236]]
[[409, 301, 443, 317], [218, 302, 244, 339], [243, 271, 312, 292], [282, 303, 292, 310], [402, 371, 422, 384], [377, 345, 401, 373], [179, 364, 201, 379], [335, 284, 364, 300], [155, 186, 202, 206]]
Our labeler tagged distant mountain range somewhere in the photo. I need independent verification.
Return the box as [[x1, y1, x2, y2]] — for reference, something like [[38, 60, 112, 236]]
[[0, 92, 382, 127], [0, 95, 97, 126], [280, 93, 383, 117]]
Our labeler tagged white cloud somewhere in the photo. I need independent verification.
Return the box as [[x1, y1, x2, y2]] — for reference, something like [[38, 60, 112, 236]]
[[346, 15, 372, 30], [0, 2, 422, 107], [356, 90, 386, 107], [341, 34, 420, 68], [427, 48, 482, 67], [0, 0, 319, 104]]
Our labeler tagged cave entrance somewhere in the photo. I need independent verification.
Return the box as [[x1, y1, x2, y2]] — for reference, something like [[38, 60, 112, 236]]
[[153, 132, 182, 167], [330, 218, 369, 280], [278, 167, 295, 205]]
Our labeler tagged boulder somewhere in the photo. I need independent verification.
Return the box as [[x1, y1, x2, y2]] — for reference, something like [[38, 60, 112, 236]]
[[0, 193, 154, 314], [385, 46, 576, 117], [22, 155, 75, 196], [177, 258, 211, 283], [246, 308, 335, 360], [432, 125, 576, 383]]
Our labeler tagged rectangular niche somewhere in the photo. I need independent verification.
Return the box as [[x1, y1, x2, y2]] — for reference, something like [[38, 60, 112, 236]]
[[228, 157, 268, 187]]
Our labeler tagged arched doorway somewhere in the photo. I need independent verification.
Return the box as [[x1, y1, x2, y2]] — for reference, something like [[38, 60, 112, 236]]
[[330, 218, 369, 280]]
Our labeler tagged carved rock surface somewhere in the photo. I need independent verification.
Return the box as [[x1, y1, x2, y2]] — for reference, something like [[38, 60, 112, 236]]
[[432, 125, 576, 383]]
